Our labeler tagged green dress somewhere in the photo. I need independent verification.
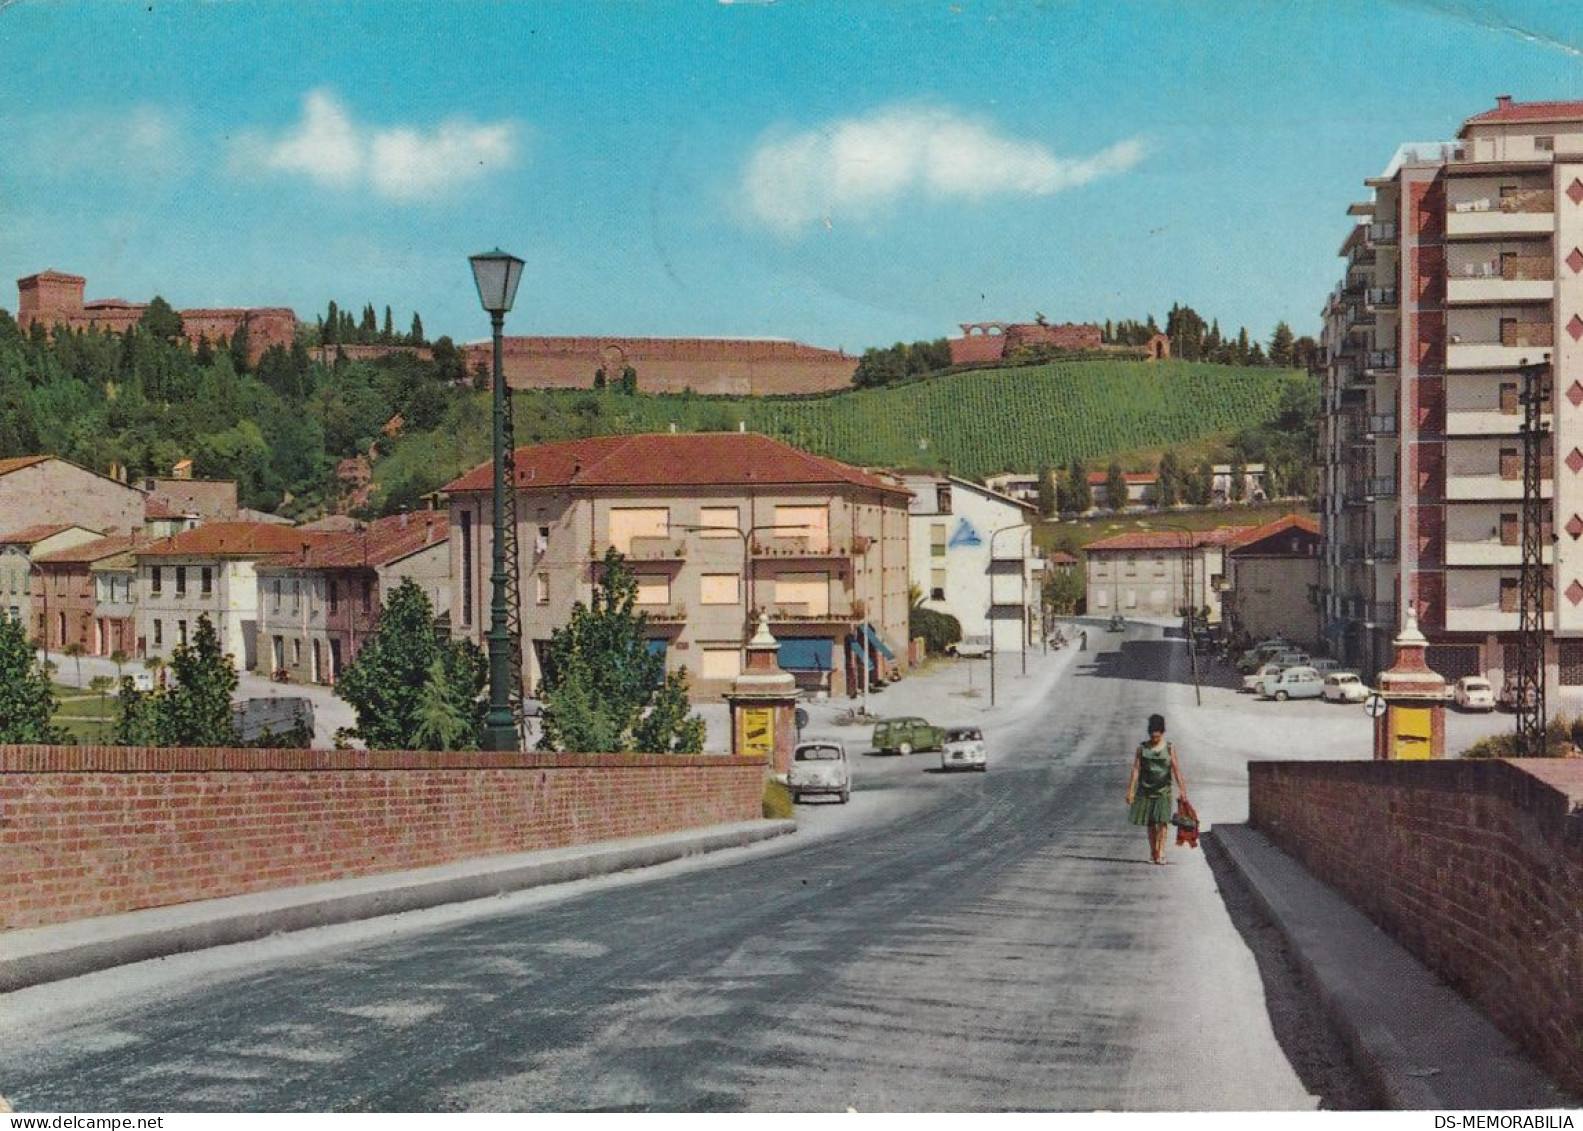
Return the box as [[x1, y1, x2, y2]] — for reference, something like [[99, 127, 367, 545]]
[[1129, 741, 1174, 826]]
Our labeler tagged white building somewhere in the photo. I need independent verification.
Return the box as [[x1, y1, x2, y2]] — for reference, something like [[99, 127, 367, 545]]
[[904, 475, 1039, 652]]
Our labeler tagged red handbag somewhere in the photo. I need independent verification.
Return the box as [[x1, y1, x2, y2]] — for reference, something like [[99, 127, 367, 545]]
[[1173, 798, 1200, 849]]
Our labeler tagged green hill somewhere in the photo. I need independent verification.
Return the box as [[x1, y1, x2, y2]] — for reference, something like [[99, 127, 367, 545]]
[[374, 360, 1310, 508]]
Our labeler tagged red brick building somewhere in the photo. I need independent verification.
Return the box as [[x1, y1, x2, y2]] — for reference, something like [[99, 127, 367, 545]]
[[16, 270, 295, 365], [459, 336, 857, 395], [32, 533, 146, 656], [949, 320, 1105, 365]]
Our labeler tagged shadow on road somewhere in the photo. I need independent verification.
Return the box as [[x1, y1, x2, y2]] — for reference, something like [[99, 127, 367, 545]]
[[1075, 640, 1243, 691], [1056, 853, 1159, 868], [1202, 830, 1376, 1110]]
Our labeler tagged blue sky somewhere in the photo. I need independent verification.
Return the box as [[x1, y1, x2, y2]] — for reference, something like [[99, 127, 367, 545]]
[[2, 1, 1582, 353]]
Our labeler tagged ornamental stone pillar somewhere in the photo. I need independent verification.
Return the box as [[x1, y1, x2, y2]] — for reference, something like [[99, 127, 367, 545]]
[[724, 614, 798, 776], [1373, 609, 1447, 760]]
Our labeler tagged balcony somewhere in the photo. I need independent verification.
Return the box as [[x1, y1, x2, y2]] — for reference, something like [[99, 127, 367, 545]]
[[1366, 477, 1398, 499], [617, 536, 688, 561], [1367, 541, 1399, 563], [1447, 325, 1554, 370], [1445, 474, 1554, 501], [1446, 191, 1555, 238], [766, 603, 855, 623], [1366, 286, 1399, 308], [1367, 222, 1399, 245], [639, 603, 688, 623], [1444, 608, 1520, 633], [1366, 350, 1398, 373], [1444, 542, 1553, 567], [1366, 414, 1398, 437], [1444, 409, 1543, 436], [751, 536, 844, 559]]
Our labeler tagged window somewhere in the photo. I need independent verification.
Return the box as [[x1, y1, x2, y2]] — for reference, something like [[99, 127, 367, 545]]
[[1499, 382, 1519, 414], [536, 525, 550, 555], [700, 647, 742, 680], [292, 638, 301, 665], [1153, 555, 1166, 575], [1124, 589, 1137, 609], [175, 566, 187, 596], [930, 523, 947, 558], [698, 507, 739, 538], [608, 507, 670, 553], [1536, 135, 1555, 153], [773, 572, 830, 615], [200, 566, 213, 596], [1501, 513, 1519, 546], [930, 567, 946, 602], [1499, 446, 1520, 480], [1496, 576, 1552, 613], [177, 620, 188, 647], [536, 573, 550, 604], [635, 576, 670, 605], [153, 619, 163, 646], [151, 567, 162, 595], [272, 579, 282, 611], [1094, 590, 1110, 608], [361, 579, 373, 612], [700, 574, 740, 605], [1124, 555, 1137, 576], [772, 505, 829, 551], [1561, 642, 1583, 686], [460, 509, 473, 626], [329, 580, 339, 614], [936, 484, 953, 514]]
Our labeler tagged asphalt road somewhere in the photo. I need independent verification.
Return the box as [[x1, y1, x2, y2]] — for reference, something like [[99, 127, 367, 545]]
[[3, 627, 1360, 1112]]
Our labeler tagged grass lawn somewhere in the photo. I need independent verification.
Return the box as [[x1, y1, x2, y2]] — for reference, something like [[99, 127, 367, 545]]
[[51, 682, 120, 743]]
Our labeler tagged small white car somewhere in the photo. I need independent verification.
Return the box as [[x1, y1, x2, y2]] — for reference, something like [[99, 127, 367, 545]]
[[949, 635, 992, 658], [1244, 662, 1285, 694], [1321, 672, 1369, 703], [789, 741, 851, 803], [1264, 666, 1324, 701], [940, 726, 987, 772], [1453, 676, 1496, 712]]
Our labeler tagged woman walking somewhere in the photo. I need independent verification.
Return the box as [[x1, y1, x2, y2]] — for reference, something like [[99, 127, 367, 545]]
[[1125, 713, 1189, 864]]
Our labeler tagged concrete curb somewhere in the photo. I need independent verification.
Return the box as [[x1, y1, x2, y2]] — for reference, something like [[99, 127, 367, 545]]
[[1206, 823, 1571, 1110], [0, 819, 796, 993]]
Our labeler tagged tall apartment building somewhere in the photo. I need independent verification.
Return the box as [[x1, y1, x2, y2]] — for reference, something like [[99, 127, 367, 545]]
[[1320, 96, 1583, 691]]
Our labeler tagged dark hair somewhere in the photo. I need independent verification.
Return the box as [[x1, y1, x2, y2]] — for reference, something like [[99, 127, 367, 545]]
[[1148, 714, 1166, 734]]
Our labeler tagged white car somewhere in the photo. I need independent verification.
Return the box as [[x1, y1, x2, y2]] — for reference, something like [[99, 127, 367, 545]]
[[1263, 666, 1324, 701], [1244, 662, 1285, 694], [789, 741, 851, 803], [940, 726, 987, 772], [1321, 672, 1369, 703], [949, 635, 992, 658], [1453, 676, 1496, 712]]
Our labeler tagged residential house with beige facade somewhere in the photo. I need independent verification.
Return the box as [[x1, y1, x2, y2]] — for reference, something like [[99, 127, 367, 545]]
[[0, 523, 104, 643], [1319, 96, 1583, 690], [134, 522, 325, 668], [0, 456, 146, 536], [442, 433, 912, 700], [1220, 515, 1322, 651], [1083, 527, 1245, 622], [255, 512, 449, 684]]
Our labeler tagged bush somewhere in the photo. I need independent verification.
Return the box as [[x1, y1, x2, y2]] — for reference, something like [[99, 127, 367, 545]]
[[909, 605, 962, 655], [763, 778, 794, 819], [1460, 714, 1579, 759]]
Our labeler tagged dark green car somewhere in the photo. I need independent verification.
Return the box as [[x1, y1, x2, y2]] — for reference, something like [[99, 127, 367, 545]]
[[872, 716, 947, 756]]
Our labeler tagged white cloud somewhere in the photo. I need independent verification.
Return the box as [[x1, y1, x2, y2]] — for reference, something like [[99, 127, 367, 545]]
[[741, 105, 1146, 235], [231, 89, 520, 202], [5, 105, 187, 178]]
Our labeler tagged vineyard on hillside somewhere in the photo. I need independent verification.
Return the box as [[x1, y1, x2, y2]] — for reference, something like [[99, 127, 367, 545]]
[[374, 360, 1310, 508]]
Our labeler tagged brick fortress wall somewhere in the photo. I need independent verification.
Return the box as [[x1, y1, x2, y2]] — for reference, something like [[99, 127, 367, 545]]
[[1249, 758, 1583, 1097], [459, 336, 857, 395], [949, 321, 1106, 366], [0, 745, 766, 930], [16, 271, 295, 365]]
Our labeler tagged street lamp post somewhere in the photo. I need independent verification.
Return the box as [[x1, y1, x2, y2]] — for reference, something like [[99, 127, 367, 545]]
[[988, 523, 1032, 707], [469, 248, 526, 752], [1150, 520, 1203, 707]]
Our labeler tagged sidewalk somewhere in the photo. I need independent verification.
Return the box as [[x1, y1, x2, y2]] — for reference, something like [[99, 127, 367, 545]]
[[1209, 824, 1574, 1109], [0, 819, 794, 994]]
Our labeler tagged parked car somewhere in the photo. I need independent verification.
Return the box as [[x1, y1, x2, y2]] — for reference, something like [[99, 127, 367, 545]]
[[1321, 672, 1370, 704], [1263, 666, 1324, 701], [940, 726, 987, 772], [1107, 615, 1126, 632], [1310, 658, 1344, 675], [1237, 641, 1293, 672], [949, 634, 991, 658], [788, 741, 850, 803], [1243, 662, 1286, 694], [1269, 650, 1311, 669], [872, 716, 947, 756], [1453, 676, 1496, 712]]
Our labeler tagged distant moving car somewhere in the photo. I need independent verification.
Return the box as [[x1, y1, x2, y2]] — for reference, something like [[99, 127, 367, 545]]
[[788, 741, 850, 803], [1453, 676, 1496, 712], [940, 726, 987, 772], [1263, 666, 1323, 701], [872, 716, 947, 756], [1107, 615, 1126, 632], [949, 634, 991, 658], [1321, 672, 1369, 703]]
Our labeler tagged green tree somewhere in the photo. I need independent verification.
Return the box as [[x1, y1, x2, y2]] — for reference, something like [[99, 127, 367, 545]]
[[1035, 462, 1056, 518], [617, 365, 638, 395], [229, 318, 251, 375], [537, 548, 704, 753], [1268, 321, 1296, 367], [1156, 450, 1181, 508], [1185, 459, 1215, 506], [89, 674, 115, 742], [162, 615, 240, 745], [1042, 564, 1086, 616], [335, 579, 485, 749], [1228, 455, 1248, 503], [64, 641, 86, 686], [1064, 458, 1092, 513], [409, 312, 425, 346], [593, 366, 607, 390], [138, 295, 185, 344], [0, 615, 66, 743], [1105, 462, 1128, 512]]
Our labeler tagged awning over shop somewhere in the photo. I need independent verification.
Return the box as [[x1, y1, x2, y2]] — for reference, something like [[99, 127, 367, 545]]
[[778, 637, 833, 672], [862, 622, 895, 662]]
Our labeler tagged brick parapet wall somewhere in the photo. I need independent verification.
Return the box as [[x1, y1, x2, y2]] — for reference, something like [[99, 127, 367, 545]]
[[1249, 758, 1583, 1096], [0, 745, 766, 930]]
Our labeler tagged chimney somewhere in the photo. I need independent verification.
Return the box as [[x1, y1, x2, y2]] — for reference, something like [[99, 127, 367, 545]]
[[1496, 94, 1513, 110]]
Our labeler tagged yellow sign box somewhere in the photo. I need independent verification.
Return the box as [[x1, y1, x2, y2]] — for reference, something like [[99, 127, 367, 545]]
[[742, 706, 775, 760], [1391, 705, 1432, 760]]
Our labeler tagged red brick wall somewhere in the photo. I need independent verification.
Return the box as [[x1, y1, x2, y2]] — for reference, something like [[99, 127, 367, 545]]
[[0, 746, 766, 929], [1250, 759, 1583, 1096], [461, 336, 857, 395]]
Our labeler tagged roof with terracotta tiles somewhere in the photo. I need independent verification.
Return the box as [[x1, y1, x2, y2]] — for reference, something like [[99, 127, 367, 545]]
[[143, 496, 185, 520], [1227, 513, 1321, 552], [257, 512, 448, 572], [32, 533, 147, 565], [1462, 98, 1583, 131], [1083, 526, 1252, 553], [132, 522, 329, 561], [0, 455, 49, 477], [442, 433, 908, 497], [0, 522, 97, 547]]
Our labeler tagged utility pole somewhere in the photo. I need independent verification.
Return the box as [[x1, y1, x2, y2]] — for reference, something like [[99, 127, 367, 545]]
[[1515, 356, 1550, 755]]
